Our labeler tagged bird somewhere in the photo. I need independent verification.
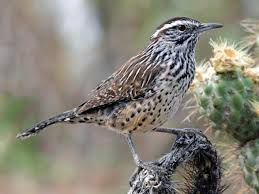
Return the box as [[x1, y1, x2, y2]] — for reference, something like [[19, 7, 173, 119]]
[[16, 17, 222, 171]]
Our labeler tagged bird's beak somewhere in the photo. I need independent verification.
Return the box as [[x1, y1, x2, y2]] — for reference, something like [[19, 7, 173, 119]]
[[197, 23, 223, 33]]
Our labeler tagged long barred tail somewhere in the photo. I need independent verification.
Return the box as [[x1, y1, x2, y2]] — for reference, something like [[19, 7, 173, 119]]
[[16, 110, 76, 140]]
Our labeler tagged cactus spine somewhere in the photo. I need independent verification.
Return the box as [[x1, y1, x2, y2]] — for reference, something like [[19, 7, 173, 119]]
[[190, 19, 259, 193]]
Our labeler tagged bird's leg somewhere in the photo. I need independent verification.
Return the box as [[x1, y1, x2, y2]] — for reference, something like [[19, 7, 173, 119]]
[[126, 134, 142, 166], [125, 134, 166, 173]]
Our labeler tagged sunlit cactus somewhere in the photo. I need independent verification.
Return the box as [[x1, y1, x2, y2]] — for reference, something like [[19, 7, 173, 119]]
[[189, 19, 259, 193]]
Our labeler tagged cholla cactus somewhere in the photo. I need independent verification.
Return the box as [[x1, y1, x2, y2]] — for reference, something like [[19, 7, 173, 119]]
[[190, 19, 259, 193], [210, 41, 254, 72], [244, 67, 259, 84], [240, 139, 259, 193]]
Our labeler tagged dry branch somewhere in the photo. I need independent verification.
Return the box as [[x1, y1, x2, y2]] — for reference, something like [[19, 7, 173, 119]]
[[128, 130, 226, 194]]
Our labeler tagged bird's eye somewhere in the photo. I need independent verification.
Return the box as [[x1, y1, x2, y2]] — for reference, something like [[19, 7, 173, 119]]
[[178, 25, 187, 31]]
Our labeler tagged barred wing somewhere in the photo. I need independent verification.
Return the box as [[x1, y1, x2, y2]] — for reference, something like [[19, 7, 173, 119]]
[[76, 53, 162, 114]]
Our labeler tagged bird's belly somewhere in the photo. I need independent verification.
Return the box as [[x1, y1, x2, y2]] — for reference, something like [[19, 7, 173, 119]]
[[105, 88, 183, 134]]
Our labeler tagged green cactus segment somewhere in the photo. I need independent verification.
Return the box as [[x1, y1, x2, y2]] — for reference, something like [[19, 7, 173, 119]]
[[240, 139, 259, 193], [192, 27, 259, 193], [196, 70, 259, 143]]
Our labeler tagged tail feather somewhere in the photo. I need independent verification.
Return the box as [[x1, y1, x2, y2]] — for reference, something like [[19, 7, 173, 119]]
[[16, 110, 76, 140]]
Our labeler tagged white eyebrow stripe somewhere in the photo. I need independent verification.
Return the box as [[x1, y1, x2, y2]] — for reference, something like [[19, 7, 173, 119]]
[[151, 20, 194, 38]]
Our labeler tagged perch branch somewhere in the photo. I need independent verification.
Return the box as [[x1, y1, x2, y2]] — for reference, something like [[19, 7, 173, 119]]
[[128, 129, 226, 194]]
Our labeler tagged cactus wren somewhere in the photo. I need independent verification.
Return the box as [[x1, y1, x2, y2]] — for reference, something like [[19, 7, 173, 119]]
[[17, 17, 222, 170]]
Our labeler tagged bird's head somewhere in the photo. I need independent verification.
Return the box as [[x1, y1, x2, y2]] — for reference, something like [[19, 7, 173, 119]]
[[151, 17, 223, 44]]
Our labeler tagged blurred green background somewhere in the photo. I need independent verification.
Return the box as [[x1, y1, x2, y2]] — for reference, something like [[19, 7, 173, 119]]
[[0, 0, 258, 193]]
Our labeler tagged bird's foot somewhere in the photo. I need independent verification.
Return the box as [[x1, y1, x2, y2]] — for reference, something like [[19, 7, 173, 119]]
[[136, 159, 166, 173], [129, 159, 166, 186]]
